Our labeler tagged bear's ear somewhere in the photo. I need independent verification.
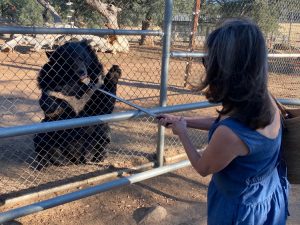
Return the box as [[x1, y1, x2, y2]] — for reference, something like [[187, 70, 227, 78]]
[[80, 39, 89, 46], [46, 50, 61, 61], [45, 51, 54, 59]]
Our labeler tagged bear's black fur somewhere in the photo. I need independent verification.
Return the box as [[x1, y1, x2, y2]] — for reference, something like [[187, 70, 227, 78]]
[[33, 41, 121, 170], [38, 40, 104, 98]]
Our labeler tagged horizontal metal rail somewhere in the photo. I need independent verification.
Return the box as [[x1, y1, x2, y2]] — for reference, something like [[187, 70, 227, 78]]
[[0, 160, 191, 223], [268, 53, 300, 58], [170, 52, 206, 58], [3, 162, 155, 206], [278, 98, 300, 106], [0, 101, 216, 139], [1, 99, 299, 139], [170, 51, 300, 58], [0, 26, 163, 36]]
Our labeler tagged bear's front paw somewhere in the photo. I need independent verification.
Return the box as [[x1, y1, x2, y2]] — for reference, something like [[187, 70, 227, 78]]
[[105, 65, 122, 82]]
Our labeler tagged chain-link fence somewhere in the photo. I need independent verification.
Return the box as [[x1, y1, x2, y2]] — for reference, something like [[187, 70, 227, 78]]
[[0, 0, 299, 222], [0, 0, 169, 199], [169, 0, 300, 99]]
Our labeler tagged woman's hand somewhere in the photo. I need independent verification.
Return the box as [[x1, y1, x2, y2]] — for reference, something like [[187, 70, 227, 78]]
[[157, 114, 179, 128], [170, 116, 187, 135], [157, 114, 187, 136]]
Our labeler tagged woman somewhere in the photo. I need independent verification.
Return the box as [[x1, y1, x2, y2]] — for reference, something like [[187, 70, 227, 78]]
[[158, 18, 289, 225]]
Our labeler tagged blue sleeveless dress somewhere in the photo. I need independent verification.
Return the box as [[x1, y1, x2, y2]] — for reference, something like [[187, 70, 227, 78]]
[[207, 118, 289, 225]]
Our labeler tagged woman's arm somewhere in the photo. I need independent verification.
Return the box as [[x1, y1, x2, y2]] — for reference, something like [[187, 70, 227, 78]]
[[163, 117, 248, 177], [185, 116, 217, 130], [158, 114, 217, 131]]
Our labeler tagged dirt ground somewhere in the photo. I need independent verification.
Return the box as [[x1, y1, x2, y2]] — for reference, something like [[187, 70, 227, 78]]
[[0, 37, 212, 198], [0, 37, 300, 224], [1, 166, 300, 225]]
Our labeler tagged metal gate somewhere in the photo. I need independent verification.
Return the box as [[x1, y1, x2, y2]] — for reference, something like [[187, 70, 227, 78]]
[[0, 0, 300, 223]]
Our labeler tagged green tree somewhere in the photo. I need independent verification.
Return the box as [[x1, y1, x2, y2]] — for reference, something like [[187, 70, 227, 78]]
[[115, 0, 194, 27], [19, 0, 44, 25], [116, 0, 165, 27], [0, 0, 44, 25], [206, 0, 282, 34]]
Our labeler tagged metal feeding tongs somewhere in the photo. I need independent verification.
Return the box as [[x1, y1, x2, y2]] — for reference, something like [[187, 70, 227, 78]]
[[96, 88, 169, 124], [97, 88, 157, 117]]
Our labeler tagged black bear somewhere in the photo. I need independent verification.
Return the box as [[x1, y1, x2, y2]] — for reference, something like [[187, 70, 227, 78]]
[[37, 40, 104, 98], [33, 40, 121, 170]]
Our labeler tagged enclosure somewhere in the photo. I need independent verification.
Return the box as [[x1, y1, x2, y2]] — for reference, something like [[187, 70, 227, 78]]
[[0, 0, 300, 224]]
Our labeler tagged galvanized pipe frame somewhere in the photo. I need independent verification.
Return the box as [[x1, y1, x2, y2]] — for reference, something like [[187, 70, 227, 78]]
[[156, 0, 174, 167], [170, 51, 300, 58], [0, 101, 216, 139], [0, 1, 175, 213], [0, 0, 177, 221], [1, 0, 300, 222], [0, 26, 163, 36], [3, 162, 155, 206], [1, 98, 300, 139], [0, 160, 191, 223], [0, 101, 299, 223]]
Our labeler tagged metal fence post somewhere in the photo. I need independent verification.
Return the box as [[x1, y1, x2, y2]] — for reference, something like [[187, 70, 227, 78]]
[[156, 0, 173, 167]]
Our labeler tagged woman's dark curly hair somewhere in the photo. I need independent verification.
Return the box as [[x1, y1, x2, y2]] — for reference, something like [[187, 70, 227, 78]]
[[201, 18, 274, 130]]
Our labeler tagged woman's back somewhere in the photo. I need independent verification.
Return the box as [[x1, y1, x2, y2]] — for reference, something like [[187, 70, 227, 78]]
[[207, 116, 289, 224], [158, 18, 290, 225]]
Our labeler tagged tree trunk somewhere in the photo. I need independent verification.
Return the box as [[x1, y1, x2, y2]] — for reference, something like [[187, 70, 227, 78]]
[[85, 0, 121, 29], [139, 1, 156, 46], [36, 0, 62, 23], [85, 0, 129, 54], [139, 17, 154, 47]]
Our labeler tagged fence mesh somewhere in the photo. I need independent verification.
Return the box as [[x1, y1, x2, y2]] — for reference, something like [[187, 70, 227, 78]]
[[0, 0, 166, 198], [170, 0, 300, 101], [0, 0, 299, 210]]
